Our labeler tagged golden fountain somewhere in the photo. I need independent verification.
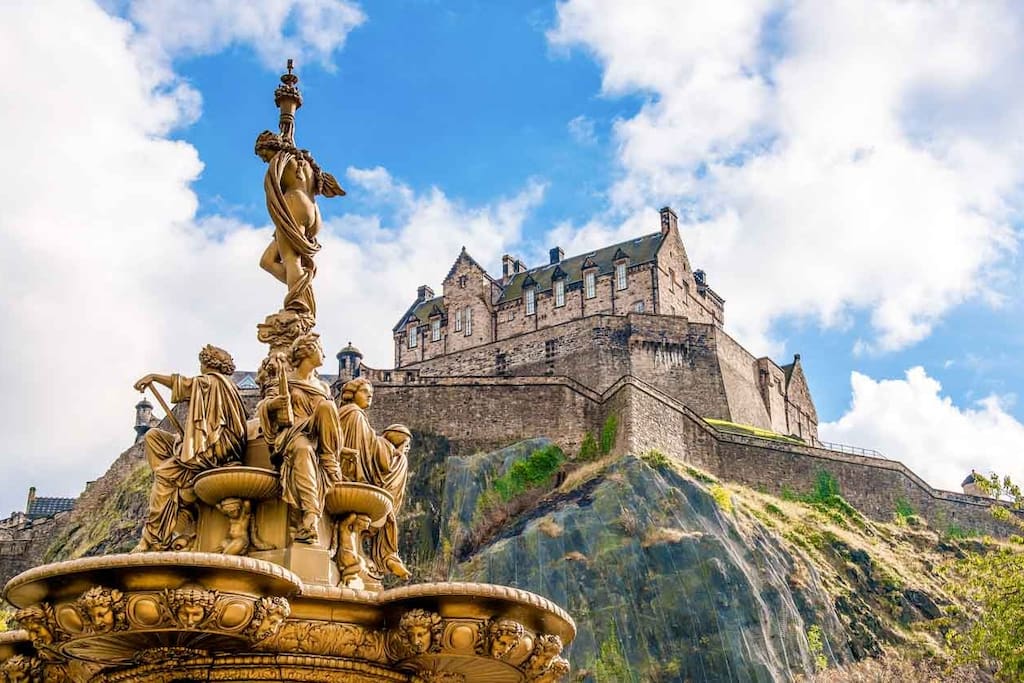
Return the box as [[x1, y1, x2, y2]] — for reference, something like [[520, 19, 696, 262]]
[[0, 63, 574, 683]]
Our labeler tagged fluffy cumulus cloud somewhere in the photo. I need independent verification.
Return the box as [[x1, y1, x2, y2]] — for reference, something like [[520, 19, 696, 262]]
[[820, 368, 1024, 492], [549, 0, 1023, 353], [128, 0, 365, 70], [0, 0, 540, 513]]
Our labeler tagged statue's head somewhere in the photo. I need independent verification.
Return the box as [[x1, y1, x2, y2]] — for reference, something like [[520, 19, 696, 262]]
[[397, 609, 442, 656], [199, 344, 235, 375], [15, 605, 53, 645], [383, 424, 412, 452], [250, 597, 290, 641], [340, 377, 373, 409], [79, 587, 122, 631], [487, 619, 525, 660], [254, 130, 287, 161], [289, 333, 324, 370]]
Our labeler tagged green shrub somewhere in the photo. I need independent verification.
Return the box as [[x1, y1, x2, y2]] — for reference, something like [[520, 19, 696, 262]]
[[578, 432, 600, 462], [710, 484, 733, 515], [945, 524, 977, 540], [491, 444, 566, 502], [640, 449, 669, 468], [807, 625, 828, 672], [600, 414, 618, 455]]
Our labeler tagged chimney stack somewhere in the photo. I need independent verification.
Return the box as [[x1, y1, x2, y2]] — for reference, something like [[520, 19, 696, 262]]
[[502, 254, 516, 283], [659, 206, 678, 235], [26, 487, 36, 515], [417, 285, 434, 301], [549, 246, 564, 264]]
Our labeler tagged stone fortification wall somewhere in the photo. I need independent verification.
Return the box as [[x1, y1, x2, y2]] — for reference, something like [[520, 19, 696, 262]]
[[372, 374, 1016, 537], [368, 376, 612, 457], [398, 312, 801, 435], [618, 378, 1017, 537]]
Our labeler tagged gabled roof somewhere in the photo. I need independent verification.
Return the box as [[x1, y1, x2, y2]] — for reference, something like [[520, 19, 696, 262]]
[[393, 296, 446, 332], [443, 247, 497, 286], [498, 232, 664, 304], [27, 497, 74, 519]]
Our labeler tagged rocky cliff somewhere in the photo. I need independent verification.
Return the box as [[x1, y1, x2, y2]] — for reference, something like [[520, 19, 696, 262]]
[[6, 432, 998, 681]]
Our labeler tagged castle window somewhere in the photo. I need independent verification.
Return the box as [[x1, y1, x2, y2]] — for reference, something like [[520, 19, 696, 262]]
[[634, 301, 645, 313], [383, 372, 392, 382], [545, 339, 556, 360], [458, 275, 468, 288], [465, 307, 473, 335], [616, 263, 627, 290], [407, 325, 417, 349], [431, 319, 441, 341], [584, 272, 596, 299], [669, 268, 676, 292], [554, 280, 565, 307], [454, 309, 462, 332], [508, 309, 515, 322], [496, 353, 508, 374], [525, 288, 536, 315]]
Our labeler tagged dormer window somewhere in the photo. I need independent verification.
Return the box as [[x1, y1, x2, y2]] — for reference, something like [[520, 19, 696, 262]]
[[407, 325, 418, 348], [525, 287, 536, 315], [554, 280, 565, 307], [584, 272, 596, 299], [615, 262, 627, 290]]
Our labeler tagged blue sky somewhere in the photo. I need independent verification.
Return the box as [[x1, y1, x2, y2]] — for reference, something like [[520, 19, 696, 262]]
[[1, 0, 1023, 514]]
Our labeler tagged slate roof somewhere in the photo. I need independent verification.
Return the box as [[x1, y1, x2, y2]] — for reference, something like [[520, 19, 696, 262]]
[[393, 296, 446, 332], [498, 232, 664, 304], [27, 497, 74, 519]]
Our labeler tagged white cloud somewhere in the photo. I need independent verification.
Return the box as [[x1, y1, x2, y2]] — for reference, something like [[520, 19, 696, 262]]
[[820, 368, 1024, 493], [567, 115, 597, 145], [0, 0, 541, 515], [549, 0, 1023, 354], [127, 0, 365, 70]]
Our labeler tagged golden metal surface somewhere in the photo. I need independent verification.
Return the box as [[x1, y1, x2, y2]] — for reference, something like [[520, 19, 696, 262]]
[[193, 467, 281, 505], [324, 483, 394, 521]]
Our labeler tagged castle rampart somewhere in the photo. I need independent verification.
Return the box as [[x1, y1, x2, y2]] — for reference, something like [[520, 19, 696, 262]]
[[369, 373, 1018, 537]]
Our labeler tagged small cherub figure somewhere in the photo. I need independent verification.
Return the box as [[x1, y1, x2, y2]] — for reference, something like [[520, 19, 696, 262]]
[[336, 512, 372, 590], [215, 498, 253, 555]]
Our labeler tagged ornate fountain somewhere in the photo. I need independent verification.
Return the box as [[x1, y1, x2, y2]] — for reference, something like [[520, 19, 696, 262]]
[[0, 63, 574, 683]]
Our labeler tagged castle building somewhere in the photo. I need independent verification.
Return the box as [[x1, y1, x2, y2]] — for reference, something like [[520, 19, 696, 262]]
[[373, 207, 819, 442]]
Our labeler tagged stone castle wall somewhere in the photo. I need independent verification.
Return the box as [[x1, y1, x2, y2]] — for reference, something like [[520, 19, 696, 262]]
[[369, 374, 1018, 537], [384, 312, 814, 438]]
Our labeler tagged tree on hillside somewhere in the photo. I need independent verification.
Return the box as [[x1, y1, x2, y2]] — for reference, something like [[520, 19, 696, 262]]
[[947, 473, 1024, 680]]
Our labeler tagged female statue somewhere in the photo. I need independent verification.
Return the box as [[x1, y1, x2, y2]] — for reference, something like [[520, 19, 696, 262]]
[[336, 378, 412, 579], [258, 333, 344, 544], [255, 131, 344, 317]]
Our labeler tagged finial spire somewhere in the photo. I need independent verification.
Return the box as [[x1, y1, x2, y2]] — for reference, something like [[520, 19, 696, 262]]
[[274, 59, 302, 145]]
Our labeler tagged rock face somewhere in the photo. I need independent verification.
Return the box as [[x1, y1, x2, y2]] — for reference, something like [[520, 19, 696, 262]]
[[440, 449, 846, 682]]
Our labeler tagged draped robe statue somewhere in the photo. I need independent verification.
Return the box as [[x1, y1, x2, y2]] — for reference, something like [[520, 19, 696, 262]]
[[257, 334, 344, 545], [336, 379, 412, 579], [132, 345, 247, 552], [256, 131, 344, 318]]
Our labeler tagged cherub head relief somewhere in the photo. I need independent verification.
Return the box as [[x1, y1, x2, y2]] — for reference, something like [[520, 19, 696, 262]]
[[396, 609, 443, 657], [77, 586, 125, 633]]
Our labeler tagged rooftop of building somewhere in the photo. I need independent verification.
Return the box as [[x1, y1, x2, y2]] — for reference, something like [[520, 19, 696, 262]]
[[499, 232, 664, 304], [26, 496, 74, 520]]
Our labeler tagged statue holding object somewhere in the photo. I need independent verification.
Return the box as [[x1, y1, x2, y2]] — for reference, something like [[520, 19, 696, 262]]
[[132, 345, 247, 552], [256, 61, 344, 320], [257, 333, 344, 545], [336, 379, 412, 580]]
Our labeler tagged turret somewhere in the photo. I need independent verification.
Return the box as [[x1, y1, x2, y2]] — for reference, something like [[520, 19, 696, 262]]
[[336, 341, 364, 384], [134, 396, 154, 443]]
